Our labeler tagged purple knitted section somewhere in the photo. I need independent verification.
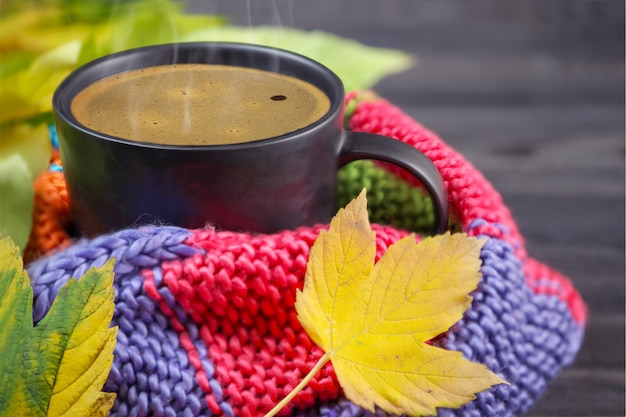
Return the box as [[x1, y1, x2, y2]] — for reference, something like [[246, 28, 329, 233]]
[[433, 235, 584, 417], [28, 226, 198, 321], [149, 266, 235, 417], [27, 226, 218, 417]]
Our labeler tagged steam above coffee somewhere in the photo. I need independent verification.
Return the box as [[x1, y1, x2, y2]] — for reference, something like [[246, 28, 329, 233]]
[[71, 64, 331, 146]]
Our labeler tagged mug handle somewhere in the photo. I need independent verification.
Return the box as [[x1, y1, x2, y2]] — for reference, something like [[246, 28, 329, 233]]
[[339, 131, 449, 234]]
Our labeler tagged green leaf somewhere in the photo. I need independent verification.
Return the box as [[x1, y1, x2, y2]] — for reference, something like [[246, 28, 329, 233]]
[[0, 41, 81, 124], [0, 0, 226, 124], [76, 1, 226, 66], [0, 123, 51, 252], [181, 26, 414, 91], [0, 155, 33, 253], [0, 237, 118, 417], [0, 52, 34, 79], [0, 235, 32, 414], [0, 6, 92, 57]]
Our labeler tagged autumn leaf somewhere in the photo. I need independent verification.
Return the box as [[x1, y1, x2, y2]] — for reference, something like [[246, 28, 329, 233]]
[[0, 236, 118, 417], [275, 190, 507, 416], [0, 123, 51, 252]]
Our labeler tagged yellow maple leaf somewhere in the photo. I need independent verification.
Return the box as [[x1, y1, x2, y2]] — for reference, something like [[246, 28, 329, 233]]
[[290, 190, 507, 416]]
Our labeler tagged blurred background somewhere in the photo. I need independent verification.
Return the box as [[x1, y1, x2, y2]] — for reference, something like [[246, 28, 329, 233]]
[[184, 1, 625, 415]]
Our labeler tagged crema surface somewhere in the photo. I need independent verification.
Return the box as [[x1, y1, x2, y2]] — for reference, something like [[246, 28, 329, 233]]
[[71, 64, 330, 145]]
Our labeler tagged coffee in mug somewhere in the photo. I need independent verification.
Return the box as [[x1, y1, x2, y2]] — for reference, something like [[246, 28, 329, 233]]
[[71, 64, 330, 146]]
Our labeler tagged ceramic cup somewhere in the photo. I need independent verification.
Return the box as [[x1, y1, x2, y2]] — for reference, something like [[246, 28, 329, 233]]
[[53, 42, 448, 236]]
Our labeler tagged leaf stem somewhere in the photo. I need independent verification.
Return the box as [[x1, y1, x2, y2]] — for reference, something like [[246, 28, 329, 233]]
[[262, 352, 330, 417]]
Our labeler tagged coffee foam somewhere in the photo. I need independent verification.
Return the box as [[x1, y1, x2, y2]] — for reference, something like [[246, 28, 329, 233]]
[[71, 64, 331, 146]]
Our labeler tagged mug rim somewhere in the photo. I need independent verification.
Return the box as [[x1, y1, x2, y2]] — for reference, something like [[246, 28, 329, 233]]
[[53, 41, 345, 151]]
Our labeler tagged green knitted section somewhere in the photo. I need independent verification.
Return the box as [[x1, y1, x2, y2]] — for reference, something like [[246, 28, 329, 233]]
[[338, 160, 434, 234]]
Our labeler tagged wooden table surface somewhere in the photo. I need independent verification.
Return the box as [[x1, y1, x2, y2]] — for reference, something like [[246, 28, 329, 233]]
[[187, 2, 625, 416]]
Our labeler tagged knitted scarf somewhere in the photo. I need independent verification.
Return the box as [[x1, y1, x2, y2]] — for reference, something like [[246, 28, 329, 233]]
[[24, 92, 586, 417]]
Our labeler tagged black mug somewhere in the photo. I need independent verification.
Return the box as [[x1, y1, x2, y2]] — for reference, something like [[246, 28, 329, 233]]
[[53, 42, 448, 236]]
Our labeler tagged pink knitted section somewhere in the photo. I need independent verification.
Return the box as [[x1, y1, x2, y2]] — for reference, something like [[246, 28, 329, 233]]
[[348, 98, 526, 259], [154, 225, 411, 416]]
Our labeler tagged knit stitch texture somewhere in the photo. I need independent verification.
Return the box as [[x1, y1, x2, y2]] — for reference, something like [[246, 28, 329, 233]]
[[25, 92, 585, 416]]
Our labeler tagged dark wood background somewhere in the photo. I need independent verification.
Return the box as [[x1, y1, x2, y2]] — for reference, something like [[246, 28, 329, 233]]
[[186, 1, 625, 415]]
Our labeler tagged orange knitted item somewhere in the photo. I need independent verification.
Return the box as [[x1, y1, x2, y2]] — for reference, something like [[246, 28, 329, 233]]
[[24, 150, 72, 263]]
